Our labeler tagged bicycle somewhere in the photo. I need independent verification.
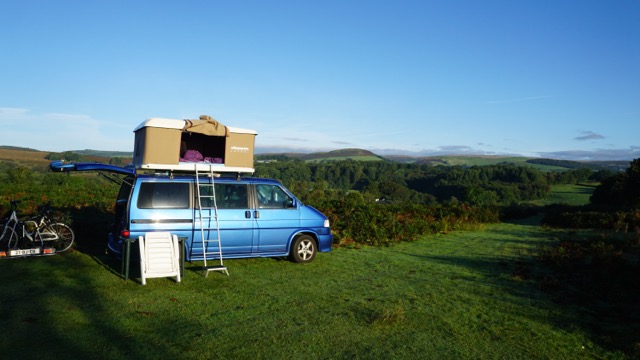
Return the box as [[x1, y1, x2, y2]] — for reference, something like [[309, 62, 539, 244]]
[[0, 201, 75, 257], [0, 200, 20, 251]]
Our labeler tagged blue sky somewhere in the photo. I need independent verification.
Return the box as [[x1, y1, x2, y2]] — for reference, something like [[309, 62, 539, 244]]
[[1, 1, 638, 160]]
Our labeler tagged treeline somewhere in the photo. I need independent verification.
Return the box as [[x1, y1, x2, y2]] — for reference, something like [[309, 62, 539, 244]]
[[543, 158, 640, 231], [44, 151, 83, 162], [254, 159, 612, 207], [526, 158, 587, 169], [44, 151, 129, 166], [253, 159, 619, 245], [526, 158, 628, 172]]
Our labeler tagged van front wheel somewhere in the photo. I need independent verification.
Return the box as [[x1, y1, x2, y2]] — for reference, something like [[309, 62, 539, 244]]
[[289, 235, 316, 263]]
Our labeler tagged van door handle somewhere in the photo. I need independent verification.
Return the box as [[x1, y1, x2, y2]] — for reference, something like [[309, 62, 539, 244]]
[[254, 210, 260, 219], [245, 211, 251, 219]]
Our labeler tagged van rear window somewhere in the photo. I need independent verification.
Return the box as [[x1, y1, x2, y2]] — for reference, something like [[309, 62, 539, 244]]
[[137, 183, 190, 209]]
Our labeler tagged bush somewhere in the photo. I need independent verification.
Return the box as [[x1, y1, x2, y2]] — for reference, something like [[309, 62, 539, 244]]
[[311, 195, 500, 247]]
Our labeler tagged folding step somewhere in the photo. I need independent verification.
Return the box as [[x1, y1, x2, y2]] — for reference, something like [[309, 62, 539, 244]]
[[203, 265, 229, 277]]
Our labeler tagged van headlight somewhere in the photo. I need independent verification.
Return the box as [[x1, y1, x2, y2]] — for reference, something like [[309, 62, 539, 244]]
[[324, 219, 330, 228]]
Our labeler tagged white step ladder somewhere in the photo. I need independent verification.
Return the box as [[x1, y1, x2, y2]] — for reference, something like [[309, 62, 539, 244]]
[[194, 166, 229, 277]]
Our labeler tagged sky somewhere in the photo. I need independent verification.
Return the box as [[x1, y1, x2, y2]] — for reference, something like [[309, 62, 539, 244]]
[[1, 0, 639, 160]]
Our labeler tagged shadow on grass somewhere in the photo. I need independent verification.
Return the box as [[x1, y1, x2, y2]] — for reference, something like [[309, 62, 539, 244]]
[[0, 205, 209, 357], [62, 206, 113, 255], [399, 225, 640, 357], [0, 238, 218, 358]]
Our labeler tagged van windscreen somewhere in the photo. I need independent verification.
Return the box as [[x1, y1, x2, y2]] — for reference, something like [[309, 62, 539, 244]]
[[137, 183, 190, 209]]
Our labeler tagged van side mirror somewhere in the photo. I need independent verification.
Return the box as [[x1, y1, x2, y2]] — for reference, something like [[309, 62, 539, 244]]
[[284, 199, 295, 208]]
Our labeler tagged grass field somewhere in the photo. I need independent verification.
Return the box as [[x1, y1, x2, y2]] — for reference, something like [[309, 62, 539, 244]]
[[407, 156, 570, 171], [0, 148, 51, 167], [1, 218, 634, 359], [527, 184, 595, 206]]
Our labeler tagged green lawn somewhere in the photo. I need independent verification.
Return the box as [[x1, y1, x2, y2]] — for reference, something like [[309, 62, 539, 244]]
[[418, 156, 570, 171], [525, 184, 595, 206], [0, 220, 633, 359]]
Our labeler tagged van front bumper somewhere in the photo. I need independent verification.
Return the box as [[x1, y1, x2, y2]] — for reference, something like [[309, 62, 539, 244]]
[[318, 233, 333, 252]]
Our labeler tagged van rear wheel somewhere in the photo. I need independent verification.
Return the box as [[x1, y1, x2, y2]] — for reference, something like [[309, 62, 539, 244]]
[[289, 235, 316, 263]]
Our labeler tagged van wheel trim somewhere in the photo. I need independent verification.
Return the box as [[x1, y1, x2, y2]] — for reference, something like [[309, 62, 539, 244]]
[[290, 235, 316, 263]]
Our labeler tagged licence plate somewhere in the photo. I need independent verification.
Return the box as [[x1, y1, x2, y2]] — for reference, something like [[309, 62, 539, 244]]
[[9, 248, 41, 256]]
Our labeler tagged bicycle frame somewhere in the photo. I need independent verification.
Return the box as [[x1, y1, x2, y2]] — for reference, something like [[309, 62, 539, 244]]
[[22, 215, 61, 244]]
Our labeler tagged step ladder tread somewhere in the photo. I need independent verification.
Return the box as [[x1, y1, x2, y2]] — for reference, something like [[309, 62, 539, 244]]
[[204, 265, 227, 270], [203, 265, 229, 277]]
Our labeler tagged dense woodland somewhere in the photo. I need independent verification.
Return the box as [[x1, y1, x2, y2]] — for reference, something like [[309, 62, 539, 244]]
[[255, 159, 612, 206], [1, 157, 637, 248]]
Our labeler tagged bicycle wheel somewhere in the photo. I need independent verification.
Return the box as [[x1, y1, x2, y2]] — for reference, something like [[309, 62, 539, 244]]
[[0, 224, 20, 250], [48, 223, 74, 252]]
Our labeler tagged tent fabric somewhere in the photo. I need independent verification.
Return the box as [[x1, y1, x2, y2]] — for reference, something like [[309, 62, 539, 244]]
[[182, 115, 228, 137]]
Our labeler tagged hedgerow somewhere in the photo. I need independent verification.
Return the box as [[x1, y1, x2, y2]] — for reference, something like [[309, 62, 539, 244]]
[[310, 192, 500, 247]]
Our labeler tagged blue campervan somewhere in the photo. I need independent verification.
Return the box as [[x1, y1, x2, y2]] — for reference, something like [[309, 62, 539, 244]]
[[50, 161, 333, 263]]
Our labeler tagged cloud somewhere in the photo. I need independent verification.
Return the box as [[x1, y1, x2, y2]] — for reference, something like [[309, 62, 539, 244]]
[[437, 145, 473, 152], [256, 145, 334, 154], [574, 131, 605, 141], [0, 107, 30, 121], [538, 147, 640, 161], [0, 107, 132, 152], [365, 145, 512, 157]]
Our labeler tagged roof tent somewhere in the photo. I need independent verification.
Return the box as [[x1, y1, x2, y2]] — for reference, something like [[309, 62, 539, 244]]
[[133, 115, 257, 173]]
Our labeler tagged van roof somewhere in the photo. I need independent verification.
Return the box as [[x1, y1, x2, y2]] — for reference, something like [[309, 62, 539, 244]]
[[135, 174, 282, 184], [50, 161, 267, 181], [134, 117, 257, 135]]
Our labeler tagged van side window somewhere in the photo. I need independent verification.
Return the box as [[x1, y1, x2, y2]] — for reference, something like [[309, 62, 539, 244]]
[[138, 183, 190, 209], [199, 184, 248, 209], [256, 184, 293, 209]]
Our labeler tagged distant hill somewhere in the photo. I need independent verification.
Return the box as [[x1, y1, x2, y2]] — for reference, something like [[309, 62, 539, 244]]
[[0, 147, 51, 167], [258, 150, 631, 171], [0, 145, 40, 152], [259, 148, 385, 162], [384, 155, 629, 171], [386, 155, 531, 166], [303, 148, 385, 162], [1, 145, 632, 171], [0, 147, 131, 168]]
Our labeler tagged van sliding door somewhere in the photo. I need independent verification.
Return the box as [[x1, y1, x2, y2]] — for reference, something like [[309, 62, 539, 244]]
[[201, 183, 253, 255], [254, 184, 300, 254]]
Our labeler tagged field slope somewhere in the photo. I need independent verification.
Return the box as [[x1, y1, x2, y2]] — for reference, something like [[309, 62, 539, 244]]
[[0, 147, 51, 167], [0, 219, 631, 359]]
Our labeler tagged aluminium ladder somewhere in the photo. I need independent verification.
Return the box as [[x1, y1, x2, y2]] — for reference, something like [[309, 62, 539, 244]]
[[194, 165, 229, 277]]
